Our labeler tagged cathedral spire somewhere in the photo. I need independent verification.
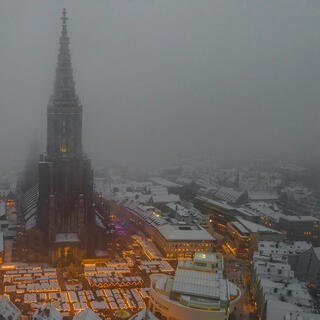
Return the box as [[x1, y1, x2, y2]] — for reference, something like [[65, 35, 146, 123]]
[[47, 9, 83, 158], [52, 8, 77, 104]]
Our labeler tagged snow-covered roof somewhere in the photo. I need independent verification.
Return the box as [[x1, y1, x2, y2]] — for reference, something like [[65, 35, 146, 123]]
[[248, 192, 278, 201], [194, 252, 223, 265], [234, 207, 260, 218], [90, 300, 108, 310], [113, 191, 152, 204], [259, 278, 312, 309], [214, 187, 244, 203], [126, 201, 214, 242], [166, 203, 191, 217], [22, 184, 39, 230], [253, 238, 318, 320], [196, 196, 235, 210], [266, 300, 302, 320], [149, 185, 168, 196], [237, 217, 281, 234], [32, 304, 62, 320], [244, 202, 281, 221], [265, 287, 320, 320], [172, 269, 223, 299], [152, 194, 180, 204], [231, 221, 250, 235], [279, 214, 319, 222], [254, 261, 294, 282], [0, 296, 21, 320], [55, 233, 80, 243], [258, 241, 311, 256], [149, 177, 182, 188], [73, 308, 102, 320], [157, 224, 214, 241], [26, 214, 37, 230], [22, 184, 39, 212], [154, 260, 241, 304], [95, 214, 105, 229]]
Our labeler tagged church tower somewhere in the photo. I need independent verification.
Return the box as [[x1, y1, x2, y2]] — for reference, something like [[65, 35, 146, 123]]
[[38, 9, 94, 265], [47, 9, 82, 158]]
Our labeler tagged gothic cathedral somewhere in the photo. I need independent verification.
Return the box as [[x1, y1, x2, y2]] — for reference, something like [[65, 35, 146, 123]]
[[37, 9, 95, 265]]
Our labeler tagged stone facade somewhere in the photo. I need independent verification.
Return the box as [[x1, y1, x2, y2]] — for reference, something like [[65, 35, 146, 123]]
[[33, 9, 95, 265]]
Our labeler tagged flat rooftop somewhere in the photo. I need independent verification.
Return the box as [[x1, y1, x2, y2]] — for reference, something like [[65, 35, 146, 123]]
[[194, 252, 222, 264], [237, 217, 282, 234], [157, 224, 215, 241]]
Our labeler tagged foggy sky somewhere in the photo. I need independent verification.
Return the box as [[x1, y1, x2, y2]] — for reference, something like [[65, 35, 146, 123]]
[[1, 0, 320, 170]]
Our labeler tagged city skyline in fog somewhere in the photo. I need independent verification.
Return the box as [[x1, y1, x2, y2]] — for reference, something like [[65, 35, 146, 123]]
[[1, 0, 320, 170]]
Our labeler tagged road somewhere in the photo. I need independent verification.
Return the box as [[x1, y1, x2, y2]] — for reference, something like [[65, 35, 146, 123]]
[[224, 256, 253, 320]]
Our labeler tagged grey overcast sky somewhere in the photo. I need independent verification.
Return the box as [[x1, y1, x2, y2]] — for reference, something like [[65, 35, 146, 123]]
[[0, 0, 320, 169]]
